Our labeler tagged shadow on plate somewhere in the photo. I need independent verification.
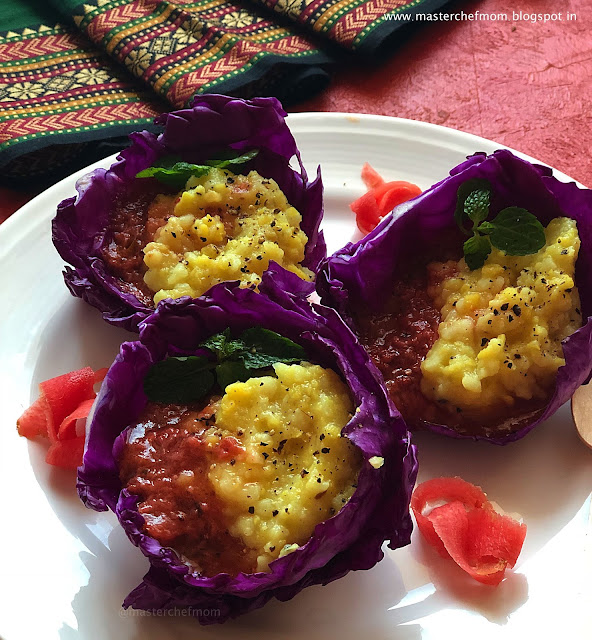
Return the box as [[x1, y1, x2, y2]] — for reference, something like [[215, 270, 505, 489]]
[[56, 526, 420, 640], [411, 405, 592, 559], [391, 535, 529, 627], [30, 297, 135, 393]]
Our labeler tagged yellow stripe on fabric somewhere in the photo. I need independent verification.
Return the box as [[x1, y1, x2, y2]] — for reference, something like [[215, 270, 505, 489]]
[[156, 18, 296, 95], [249, 27, 286, 42], [148, 36, 220, 91], [152, 24, 289, 87], [182, 0, 228, 14], [105, 0, 227, 57], [160, 27, 283, 98]]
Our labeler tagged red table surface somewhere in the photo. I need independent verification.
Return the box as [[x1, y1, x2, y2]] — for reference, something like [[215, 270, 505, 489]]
[[1, 0, 589, 224]]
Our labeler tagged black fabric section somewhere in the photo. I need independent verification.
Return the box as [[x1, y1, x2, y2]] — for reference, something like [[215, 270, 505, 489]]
[[0, 124, 160, 189], [199, 53, 334, 107], [356, 0, 455, 57]]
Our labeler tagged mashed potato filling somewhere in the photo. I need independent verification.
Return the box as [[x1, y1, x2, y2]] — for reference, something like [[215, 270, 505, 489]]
[[421, 217, 582, 414], [208, 362, 361, 572], [142, 168, 312, 304]]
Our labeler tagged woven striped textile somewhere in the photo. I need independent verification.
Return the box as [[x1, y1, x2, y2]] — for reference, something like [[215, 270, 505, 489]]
[[0, 0, 449, 182]]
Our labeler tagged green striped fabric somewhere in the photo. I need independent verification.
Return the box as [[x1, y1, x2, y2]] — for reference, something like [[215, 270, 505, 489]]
[[0, 0, 450, 183]]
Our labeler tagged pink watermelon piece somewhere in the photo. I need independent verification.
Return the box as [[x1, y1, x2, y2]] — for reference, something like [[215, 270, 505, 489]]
[[16, 393, 50, 439], [39, 367, 96, 443], [94, 367, 108, 385], [411, 477, 527, 586], [45, 436, 85, 469], [58, 397, 96, 441], [361, 162, 385, 190]]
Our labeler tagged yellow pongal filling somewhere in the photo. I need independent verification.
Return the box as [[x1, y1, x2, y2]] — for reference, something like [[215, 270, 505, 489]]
[[203, 362, 361, 572], [421, 217, 582, 415], [143, 168, 312, 304]]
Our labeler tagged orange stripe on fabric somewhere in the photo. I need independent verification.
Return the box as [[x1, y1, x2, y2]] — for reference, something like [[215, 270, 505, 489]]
[[0, 33, 81, 62], [152, 19, 296, 97], [144, 15, 286, 82]]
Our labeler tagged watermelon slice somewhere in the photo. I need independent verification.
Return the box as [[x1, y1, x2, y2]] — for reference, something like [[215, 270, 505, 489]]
[[16, 394, 50, 439], [39, 367, 95, 442], [17, 365, 106, 470], [411, 477, 526, 586], [94, 367, 108, 385], [350, 191, 383, 235], [45, 436, 85, 469], [377, 182, 422, 214], [351, 163, 421, 235], [361, 162, 385, 189], [58, 397, 96, 441]]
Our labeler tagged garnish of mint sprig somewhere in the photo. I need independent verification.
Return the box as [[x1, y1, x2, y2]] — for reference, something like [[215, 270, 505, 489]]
[[455, 178, 546, 270], [136, 149, 259, 189], [143, 327, 306, 404]]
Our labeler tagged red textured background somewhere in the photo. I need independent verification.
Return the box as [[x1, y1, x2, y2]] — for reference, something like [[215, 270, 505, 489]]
[[298, 0, 591, 181], [1, 0, 590, 222]]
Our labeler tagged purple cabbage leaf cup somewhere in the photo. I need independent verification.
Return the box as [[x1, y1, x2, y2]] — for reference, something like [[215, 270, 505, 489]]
[[52, 95, 325, 332], [317, 149, 592, 444], [77, 268, 418, 624]]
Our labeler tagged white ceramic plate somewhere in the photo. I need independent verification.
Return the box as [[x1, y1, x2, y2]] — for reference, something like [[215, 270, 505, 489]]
[[1, 114, 591, 640]]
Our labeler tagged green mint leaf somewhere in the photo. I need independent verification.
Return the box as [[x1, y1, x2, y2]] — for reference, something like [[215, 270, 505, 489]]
[[464, 189, 490, 225], [200, 327, 305, 370], [143, 356, 215, 403], [135, 150, 259, 188], [477, 220, 494, 235], [207, 149, 259, 168], [215, 360, 252, 389], [200, 328, 230, 354], [463, 234, 492, 270], [200, 328, 244, 360], [135, 162, 210, 188], [239, 327, 306, 369], [454, 178, 492, 234], [146, 327, 306, 402], [481, 207, 546, 256]]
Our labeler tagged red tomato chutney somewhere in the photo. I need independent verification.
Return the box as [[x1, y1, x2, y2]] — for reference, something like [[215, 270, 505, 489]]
[[117, 399, 256, 577], [101, 180, 177, 306], [355, 261, 450, 428], [355, 256, 545, 437]]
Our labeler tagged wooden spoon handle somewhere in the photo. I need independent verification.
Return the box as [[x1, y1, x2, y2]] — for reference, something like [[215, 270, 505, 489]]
[[571, 384, 592, 449]]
